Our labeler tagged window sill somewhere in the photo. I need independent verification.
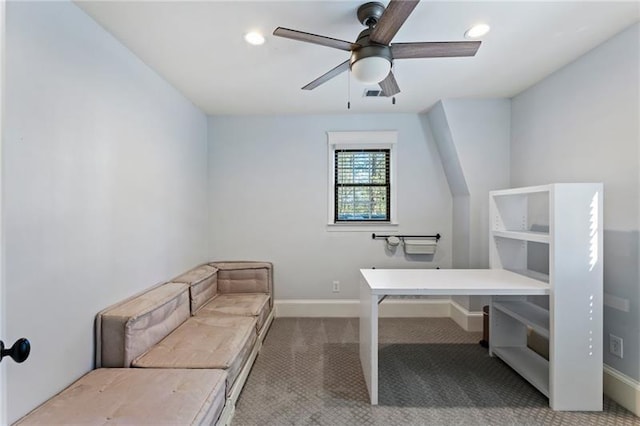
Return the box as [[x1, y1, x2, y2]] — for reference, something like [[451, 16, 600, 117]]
[[326, 222, 399, 232]]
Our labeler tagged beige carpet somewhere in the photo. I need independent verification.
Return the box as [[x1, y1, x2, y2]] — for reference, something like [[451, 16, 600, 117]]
[[234, 317, 638, 425]]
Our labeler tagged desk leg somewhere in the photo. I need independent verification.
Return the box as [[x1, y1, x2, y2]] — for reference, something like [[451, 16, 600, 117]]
[[359, 278, 379, 405]]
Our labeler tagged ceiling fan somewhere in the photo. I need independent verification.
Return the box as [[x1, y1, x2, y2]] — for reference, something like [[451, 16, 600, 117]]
[[273, 0, 481, 97]]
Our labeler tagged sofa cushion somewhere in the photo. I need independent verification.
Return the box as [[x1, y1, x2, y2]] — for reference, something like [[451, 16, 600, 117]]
[[172, 264, 218, 313], [196, 293, 270, 332], [132, 315, 257, 394], [14, 368, 227, 426], [97, 283, 190, 367], [213, 262, 271, 294]]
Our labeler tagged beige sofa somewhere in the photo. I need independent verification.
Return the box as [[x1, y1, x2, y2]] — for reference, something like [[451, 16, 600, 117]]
[[178, 261, 273, 341], [15, 369, 228, 425], [16, 261, 274, 426]]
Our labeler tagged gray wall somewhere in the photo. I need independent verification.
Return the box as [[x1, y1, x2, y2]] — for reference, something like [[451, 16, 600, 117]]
[[4, 2, 209, 422], [207, 114, 452, 300], [511, 23, 640, 380]]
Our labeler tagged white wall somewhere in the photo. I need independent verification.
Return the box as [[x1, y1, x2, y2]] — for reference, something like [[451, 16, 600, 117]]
[[4, 2, 208, 421], [208, 114, 452, 300], [511, 23, 640, 381], [424, 102, 471, 271], [0, 1, 5, 423], [440, 99, 511, 269], [426, 99, 511, 311]]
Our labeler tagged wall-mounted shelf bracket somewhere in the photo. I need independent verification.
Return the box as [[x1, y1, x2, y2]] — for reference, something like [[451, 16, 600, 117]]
[[371, 233, 441, 241]]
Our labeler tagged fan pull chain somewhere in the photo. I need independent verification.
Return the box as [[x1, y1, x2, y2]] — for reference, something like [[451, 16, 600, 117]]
[[347, 70, 351, 110], [391, 65, 396, 105]]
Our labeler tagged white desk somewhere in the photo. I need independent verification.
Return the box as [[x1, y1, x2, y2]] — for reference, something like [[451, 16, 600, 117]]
[[359, 268, 550, 405]]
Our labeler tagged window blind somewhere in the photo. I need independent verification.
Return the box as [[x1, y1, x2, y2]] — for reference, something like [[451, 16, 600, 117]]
[[334, 149, 390, 222]]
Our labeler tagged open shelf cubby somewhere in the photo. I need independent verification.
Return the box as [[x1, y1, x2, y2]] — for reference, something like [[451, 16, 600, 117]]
[[492, 346, 550, 397]]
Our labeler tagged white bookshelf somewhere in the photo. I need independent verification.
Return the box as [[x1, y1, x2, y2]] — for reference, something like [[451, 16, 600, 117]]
[[489, 183, 603, 411]]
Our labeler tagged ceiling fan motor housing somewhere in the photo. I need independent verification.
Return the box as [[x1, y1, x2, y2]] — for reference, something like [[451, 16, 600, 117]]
[[357, 2, 386, 27]]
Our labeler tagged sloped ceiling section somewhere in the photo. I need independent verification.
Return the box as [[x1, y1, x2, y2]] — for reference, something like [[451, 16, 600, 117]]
[[426, 102, 470, 197]]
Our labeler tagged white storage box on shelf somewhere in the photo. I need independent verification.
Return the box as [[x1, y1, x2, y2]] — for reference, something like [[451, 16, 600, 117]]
[[488, 183, 603, 411], [403, 239, 437, 254]]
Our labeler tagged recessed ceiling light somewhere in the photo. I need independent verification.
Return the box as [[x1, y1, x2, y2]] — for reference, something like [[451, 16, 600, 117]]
[[464, 23, 490, 39], [244, 32, 265, 46]]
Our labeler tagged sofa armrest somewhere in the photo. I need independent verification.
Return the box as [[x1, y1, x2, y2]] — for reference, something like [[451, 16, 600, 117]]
[[208, 261, 273, 308], [172, 264, 218, 314], [95, 283, 190, 367]]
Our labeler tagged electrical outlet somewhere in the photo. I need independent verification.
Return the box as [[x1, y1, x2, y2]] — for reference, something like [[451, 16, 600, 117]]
[[610, 334, 623, 358], [332, 281, 340, 293]]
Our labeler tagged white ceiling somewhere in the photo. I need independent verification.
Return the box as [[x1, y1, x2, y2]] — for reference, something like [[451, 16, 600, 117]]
[[76, 1, 639, 115]]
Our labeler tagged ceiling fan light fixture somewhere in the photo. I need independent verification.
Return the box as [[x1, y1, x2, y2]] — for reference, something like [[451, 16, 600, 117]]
[[274, 0, 481, 93], [244, 31, 265, 45], [464, 23, 490, 39], [351, 56, 391, 84]]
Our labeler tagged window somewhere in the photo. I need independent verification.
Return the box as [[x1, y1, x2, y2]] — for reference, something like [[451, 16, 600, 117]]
[[327, 131, 397, 228], [335, 149, 390, 222]]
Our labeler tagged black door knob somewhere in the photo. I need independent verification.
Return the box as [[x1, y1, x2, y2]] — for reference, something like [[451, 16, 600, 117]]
[[0, 338, 31, 363]]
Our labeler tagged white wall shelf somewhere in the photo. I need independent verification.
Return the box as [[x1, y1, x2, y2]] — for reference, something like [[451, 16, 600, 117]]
[[493, 230, 550, 244], [504, 268, 549, 283], [490, 185, 552, 196], [489, 183, 603, 411]]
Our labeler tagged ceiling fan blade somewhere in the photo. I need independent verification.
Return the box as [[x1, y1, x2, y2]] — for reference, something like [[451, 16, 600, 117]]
[[302, 60, 350, 90], [391, 41, 481, 59], [370, 0, 420, 45], [379, 71, 400, 97], [273, 27, 358, 52]]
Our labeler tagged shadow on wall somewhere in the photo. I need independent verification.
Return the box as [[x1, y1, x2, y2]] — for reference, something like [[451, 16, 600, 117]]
[[526, 228, 639, 380], [603, 229, 640, 380]]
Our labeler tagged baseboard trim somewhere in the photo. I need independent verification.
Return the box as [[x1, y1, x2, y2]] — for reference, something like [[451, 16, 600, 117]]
[[274, 299, 482, 332], [275, 299, 450, 318], [603, 365, 640, 416], [275, 300, 356, 317], [449, 300, 483, 332]]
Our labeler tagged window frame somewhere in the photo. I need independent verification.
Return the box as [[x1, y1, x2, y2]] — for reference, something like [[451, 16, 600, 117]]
[[327, 131, 398, 230]]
